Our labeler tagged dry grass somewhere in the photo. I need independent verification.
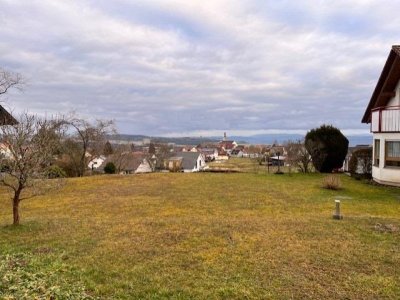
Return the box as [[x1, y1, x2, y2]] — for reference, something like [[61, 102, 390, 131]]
[[1, 171, 400, 299], [209, 157, 289, 174], [322, 175, 342, 190]]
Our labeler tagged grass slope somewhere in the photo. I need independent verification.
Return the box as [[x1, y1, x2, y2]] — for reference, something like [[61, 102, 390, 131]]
[[1, 172, 400, 299]]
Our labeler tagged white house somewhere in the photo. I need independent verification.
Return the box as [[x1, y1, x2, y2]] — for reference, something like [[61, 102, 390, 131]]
[[0, 142, 13, 159], [270, 155, 286, 166], [88, 155, 106, 170], [198, 148, 219, 161], [168, 152, 206, 172], [219, 140, 237, 155], [99, 152, 153, 174], [135, 158, 153, 174], [362, 45, 400, 186], [230, 149, 244, 157], [342, 145, 372, 173]]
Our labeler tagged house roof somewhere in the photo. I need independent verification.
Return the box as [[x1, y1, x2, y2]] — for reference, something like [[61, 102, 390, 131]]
[[362, 45, 400, 123], [347, 145, 372, 155], [170, 151, 202, 170], [173, 146, 185, 152], [218, 149, 228, 155], [100, 152, 147, 172], [230, 149, 242, 155], [0, 105, 18, 125], [219, 140, 236, 149], [198, 148, 217, 155]]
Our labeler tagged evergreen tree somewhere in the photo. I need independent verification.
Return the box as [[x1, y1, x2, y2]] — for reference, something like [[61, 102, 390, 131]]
[[103, 141, 113, 155], [305, 125, 348, 173]]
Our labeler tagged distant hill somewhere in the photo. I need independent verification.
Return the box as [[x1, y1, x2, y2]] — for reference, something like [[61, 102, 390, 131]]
[[109, 134, 219, 145], [110, 133, 372, 147], [226, 134, 372, 146]]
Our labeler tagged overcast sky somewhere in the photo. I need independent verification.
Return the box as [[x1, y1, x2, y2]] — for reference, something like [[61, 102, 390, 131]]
[[0, 0, 398, 137]]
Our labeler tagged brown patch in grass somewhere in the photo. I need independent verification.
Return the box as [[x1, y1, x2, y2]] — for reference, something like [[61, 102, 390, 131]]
[[374, 223, 398, 233], [32, 247, 53, 254], [7, 257, 28, 269]]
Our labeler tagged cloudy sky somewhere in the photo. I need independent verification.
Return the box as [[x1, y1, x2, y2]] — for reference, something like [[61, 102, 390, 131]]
[[0, 0, 398, 137]]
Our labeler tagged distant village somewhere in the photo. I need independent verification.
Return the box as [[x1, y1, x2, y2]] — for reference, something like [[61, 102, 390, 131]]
[[83, 132, 370, 175], [86, 132, 290, 174]]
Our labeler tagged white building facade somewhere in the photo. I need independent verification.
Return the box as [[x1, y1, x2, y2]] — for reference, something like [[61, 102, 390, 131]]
[[362, 45, 400, 186]]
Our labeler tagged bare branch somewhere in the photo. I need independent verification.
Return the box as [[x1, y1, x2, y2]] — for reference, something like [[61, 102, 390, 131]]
[[0, 112, 65, 224], [59, 114, 115, 176], [0, 68, 23, 96]]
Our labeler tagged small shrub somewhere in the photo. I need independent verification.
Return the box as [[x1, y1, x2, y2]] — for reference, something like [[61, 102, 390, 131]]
[[0, 161, 11, 173], [322, 175, 342, 190], [104, 162, 116, 174], [45, 165, 67, 179]]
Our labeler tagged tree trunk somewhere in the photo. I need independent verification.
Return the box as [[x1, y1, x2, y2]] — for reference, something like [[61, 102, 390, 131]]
[[12, 199, 20, 225], [80, 144, 87, 177], [12, 189, 22, 226]]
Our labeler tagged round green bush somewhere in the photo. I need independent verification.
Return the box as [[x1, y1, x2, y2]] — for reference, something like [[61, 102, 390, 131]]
[[104, 162, 116, 174], [305, 125, 349, 173], [45, 165, 67, 178]]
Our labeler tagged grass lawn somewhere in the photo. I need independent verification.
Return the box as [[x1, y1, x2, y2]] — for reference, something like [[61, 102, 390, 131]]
[[208, 157, 300, 173], [1, 169, 400, 298]]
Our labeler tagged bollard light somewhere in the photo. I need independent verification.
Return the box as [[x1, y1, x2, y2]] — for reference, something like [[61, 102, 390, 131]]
[[333, 199, 343, 220]]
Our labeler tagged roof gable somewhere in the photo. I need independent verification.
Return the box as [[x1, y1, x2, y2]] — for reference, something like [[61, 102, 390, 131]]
[[362, 45, 400, 123], [219, 140, 236, 149], [101, 152, 146, 171], [171, 151, 202, 170], [0, 105, 18, 125]]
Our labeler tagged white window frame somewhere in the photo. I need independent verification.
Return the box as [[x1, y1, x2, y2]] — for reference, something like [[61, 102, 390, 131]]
[[384, 139, 400, 168]]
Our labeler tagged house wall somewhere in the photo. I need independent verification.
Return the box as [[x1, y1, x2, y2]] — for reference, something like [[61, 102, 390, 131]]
[[230, 151, 243, 158], [207, 149, 218, 160], [372, 132, 400, 186], [166, 159, 182, 172], [372, 80, 400, 133], [88, 156, 106, 170], [198, 154, 205, 171], [387, 80, 400, 106], [135, 159, 153, 173], [183, 154, 206, 172], [0, 144, 12, 159]]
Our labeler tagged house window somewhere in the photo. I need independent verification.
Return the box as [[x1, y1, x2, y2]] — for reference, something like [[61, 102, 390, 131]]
[[385, 141, 400, 167], [374, 139, 380, 166]]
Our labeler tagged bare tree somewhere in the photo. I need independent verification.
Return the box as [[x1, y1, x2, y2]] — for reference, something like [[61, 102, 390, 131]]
[[0, 68, 23, 97], [0, 113, 64, 225], [0, 68, 23, 125], [61, 117, 115, 177], [110, 144, 131, 173], [56, 137, 83, 177], [286, 140, 312, 173], [148, 142, 156, 155], [155, 143, 172, 170]]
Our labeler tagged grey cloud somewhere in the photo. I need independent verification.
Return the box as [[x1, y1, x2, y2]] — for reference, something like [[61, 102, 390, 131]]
[[0, 0, 397, 136]]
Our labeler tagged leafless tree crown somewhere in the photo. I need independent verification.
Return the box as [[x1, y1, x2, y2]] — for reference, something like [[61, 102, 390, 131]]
[[0, 68, 23, 97]]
